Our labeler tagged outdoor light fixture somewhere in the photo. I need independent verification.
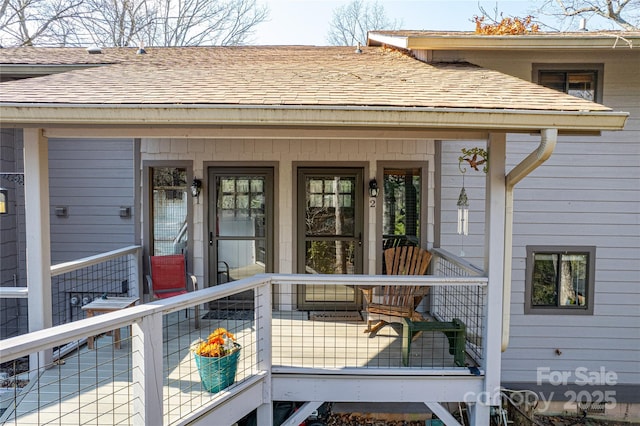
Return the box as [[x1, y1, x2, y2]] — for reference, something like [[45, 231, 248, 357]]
[[0, 172, 24, 215], [190, 178, 202, 198], [0, 188, 7, 215], [368, 178, 379, 198], [456, 187, 469, 236]]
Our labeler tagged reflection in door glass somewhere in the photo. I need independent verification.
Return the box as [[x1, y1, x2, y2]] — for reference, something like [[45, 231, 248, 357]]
[[305, 241, 355, 275], [217, 176, 266, 239], [217, 240, 265, 282], [383, 168, 420, 248], [305, 177, 355, 236], [216, 175, 267, 282], [152, 167, 187, 255]]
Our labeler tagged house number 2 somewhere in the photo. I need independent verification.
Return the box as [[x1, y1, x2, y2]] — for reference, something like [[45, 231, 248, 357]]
[[369, 198, 376, 208]]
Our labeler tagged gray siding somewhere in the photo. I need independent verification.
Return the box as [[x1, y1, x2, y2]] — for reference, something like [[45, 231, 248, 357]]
[[437, 50, 640, 386], [0, 128, 27, 339], [0, 136, 136, 337], [48, 138, 136, 262]]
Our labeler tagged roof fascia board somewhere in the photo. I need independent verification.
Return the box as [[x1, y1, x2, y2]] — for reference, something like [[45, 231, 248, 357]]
[[41, 126, 491, 140], [368, 34, 638, 51], [0, 104, 628, 133], [367, 34, 409, 48]]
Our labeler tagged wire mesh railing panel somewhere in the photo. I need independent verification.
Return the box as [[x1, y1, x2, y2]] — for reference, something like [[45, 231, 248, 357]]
[[0, 335, 135, 425], [1, 273, 487, 425], [162, 293, 262, 425], [272, 281, 483, 370], [431, 248, 485, 278], [52, 255, 136, 328], [429, 284, 485, 363]]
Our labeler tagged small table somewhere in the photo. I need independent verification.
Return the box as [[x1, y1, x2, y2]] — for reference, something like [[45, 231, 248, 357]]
[[82, 296, 139, 349], [402, 317, 467, 367]]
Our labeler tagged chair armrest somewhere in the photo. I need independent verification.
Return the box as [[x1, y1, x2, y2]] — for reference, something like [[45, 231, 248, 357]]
[[358, 286, 374, 303], [188, 273, 198, 291], [146, 275, 153, 294]]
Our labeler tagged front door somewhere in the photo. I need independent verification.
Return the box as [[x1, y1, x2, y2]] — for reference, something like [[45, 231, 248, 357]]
[[209, 167, 273, 309], [297, 168, 363, 310]]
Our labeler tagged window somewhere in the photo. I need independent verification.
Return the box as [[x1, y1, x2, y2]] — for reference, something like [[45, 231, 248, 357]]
[[382, 167, 421, 249], [150, 166, 189, 256], [534, 64, 603, 103], [525, 246, 596, 315]]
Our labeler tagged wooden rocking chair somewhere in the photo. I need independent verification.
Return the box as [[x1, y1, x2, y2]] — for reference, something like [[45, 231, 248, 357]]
[[362, 246, 432, 334]]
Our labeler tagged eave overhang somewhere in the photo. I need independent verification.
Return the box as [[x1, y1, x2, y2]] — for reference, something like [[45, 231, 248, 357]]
[[368, 32, 639, 51], [0, 104, 628, 136]]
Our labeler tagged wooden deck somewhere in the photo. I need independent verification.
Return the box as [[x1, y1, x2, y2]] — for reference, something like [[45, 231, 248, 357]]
[[0, 309, 473, 425]]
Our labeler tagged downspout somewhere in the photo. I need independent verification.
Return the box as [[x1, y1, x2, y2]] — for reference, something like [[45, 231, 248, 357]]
[[502, 128, 557, 352]]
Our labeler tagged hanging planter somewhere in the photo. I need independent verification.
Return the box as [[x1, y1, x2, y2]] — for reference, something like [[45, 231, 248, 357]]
[[191, 328, 241, 393]]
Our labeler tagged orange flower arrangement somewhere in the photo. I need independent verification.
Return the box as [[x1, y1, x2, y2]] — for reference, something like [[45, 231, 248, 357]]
[[192, 328, 238, 357]]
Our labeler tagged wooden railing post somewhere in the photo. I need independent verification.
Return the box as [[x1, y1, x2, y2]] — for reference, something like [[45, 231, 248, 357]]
[[132, 311, 163, 426], [255, 280, 273, 426]]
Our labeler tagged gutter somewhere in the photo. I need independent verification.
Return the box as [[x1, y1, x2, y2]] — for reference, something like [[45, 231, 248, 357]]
[[0, 104, 628, 133], [502, 128, 557, 352]]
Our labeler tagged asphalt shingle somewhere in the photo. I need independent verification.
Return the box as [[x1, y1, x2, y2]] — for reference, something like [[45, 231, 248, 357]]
[[0, 45, 611, 112]]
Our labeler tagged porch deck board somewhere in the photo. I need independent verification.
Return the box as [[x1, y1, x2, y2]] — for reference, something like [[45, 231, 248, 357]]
[[1, 310, 471, 425]]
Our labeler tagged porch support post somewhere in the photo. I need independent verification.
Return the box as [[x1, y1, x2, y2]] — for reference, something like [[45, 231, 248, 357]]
[[481, 133, 507, 421], [255, 281, 273, 425], [23, 128, 53, 370], [132, 311, 163, 426]]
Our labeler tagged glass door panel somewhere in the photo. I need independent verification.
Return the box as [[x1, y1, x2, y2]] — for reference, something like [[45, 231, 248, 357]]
[[209, 168, 272, 301], [151, 167, 188, 256], [298, 169, 363, 310], [382, 167, 421, 249]]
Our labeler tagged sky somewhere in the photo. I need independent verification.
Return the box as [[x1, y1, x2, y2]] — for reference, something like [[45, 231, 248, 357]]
[[252, 0, 541, 45]]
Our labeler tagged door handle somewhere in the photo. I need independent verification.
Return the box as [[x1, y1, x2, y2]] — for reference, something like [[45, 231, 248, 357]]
[[209, 232, 213, 246], [358, 232, 362, 247]]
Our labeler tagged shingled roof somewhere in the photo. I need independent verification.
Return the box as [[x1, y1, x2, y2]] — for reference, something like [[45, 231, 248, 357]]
[[0, 45, 610, 111], [0, 45, 628, 132]]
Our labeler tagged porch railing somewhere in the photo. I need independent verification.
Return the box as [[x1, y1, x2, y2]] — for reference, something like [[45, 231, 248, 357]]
[[0, 247, 488, 426], [50, 245, 142, 327]]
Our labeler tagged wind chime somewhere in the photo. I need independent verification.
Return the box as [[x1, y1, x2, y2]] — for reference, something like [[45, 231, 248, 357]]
[[457, 147, 488, 256], [457, 163, 469, 257]]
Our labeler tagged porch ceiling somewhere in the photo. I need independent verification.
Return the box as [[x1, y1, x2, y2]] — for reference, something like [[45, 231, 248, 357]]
[[0, 45, 629, 133]]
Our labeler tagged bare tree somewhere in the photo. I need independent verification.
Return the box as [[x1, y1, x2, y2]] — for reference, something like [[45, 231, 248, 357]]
[[477, 0, 639, 31], [327, 0, 401, 46], [0, 0, 83, 46], [59, 0, 157, 47], [536, 0, 639, 31], [153, 0, 268, 46], [0, 0, 268, 47]]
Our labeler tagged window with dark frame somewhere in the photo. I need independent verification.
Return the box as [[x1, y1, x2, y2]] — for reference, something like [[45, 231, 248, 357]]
[[534, 64, 603, 103], [525, 246, 596, 315], [539, 71, 597, 101]]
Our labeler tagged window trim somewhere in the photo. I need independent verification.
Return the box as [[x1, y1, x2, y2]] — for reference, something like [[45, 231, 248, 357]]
[[524, 245, 596, 315], [532, 63, 604, 104]]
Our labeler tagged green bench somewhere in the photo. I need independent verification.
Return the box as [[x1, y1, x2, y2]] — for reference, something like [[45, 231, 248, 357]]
[[402, 318, 467, 367]]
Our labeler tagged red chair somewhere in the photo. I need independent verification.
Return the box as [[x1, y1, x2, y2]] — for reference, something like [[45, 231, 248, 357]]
[[146, 254, 200, 328]]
